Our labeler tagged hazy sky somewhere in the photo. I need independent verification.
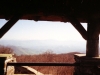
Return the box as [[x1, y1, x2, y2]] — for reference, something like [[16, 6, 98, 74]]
[[0, 19, 87, 41]]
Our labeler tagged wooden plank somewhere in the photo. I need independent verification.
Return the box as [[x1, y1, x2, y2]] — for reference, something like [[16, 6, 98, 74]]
[[13, 74, 52, 75], [2, 73, 36, 75], [13, 74, 36, 75], [22, 66, 44, 75], [6, 66, 14, 75], [14, 66, 52, 75], [0, 54, 13, 59], [7, 62, 79, 66]]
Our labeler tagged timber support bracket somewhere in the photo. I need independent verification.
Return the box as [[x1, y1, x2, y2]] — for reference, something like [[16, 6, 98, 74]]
[[66, 14, 87, 40], [0, 14, 22, 38]]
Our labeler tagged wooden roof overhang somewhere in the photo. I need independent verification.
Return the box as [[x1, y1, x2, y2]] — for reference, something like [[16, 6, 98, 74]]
[[0, 0, 100, 22], [0, 0, 100, 57]]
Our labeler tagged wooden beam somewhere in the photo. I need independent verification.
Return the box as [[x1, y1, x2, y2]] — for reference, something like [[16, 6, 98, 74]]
[[7, 62, 79, 66], [66, 15, 87, 40], [0, 14, 22, 38], [86, 19, 99, 57]]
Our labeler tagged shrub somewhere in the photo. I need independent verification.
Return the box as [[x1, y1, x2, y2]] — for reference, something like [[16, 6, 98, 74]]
[[0, 45, 13, 54]]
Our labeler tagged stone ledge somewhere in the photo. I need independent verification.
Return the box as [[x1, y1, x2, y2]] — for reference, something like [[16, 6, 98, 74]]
[[74, 54, 100, 59]]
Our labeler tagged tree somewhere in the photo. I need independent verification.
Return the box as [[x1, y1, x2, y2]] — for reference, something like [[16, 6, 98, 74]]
[[0, 45, 13, 54]]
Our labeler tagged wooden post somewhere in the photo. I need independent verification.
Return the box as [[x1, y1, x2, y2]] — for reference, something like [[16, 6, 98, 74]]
[[0, 57, 6, 75], [86, 19, 99, 57]]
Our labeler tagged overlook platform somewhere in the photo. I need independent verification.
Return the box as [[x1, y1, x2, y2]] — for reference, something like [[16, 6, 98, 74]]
[[0, 0, 100, 75]]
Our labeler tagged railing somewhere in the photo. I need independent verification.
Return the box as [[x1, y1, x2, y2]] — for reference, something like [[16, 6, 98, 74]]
[[7, 62, 77, 75], [7, 62, 100, 66], [6, 61, 100, 75], [1, 54, 100, 75], [0, 54, 79, 75], [7, 62, 79, 66]]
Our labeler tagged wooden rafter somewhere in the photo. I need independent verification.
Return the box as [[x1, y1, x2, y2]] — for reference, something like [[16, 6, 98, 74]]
[[66, 15, 87, 40], [0, 14, 22, 38]]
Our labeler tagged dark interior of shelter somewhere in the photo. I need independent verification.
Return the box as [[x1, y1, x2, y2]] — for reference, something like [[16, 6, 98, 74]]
[[0, 0, 100, 75]]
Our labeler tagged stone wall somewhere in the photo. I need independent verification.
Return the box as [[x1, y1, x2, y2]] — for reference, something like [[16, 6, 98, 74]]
[[74, 54, 100, 75]]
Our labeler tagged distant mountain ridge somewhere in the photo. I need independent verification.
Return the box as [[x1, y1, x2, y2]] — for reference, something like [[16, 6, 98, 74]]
[[0, 40, 86, 55], [9, 46, 30, 55]]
